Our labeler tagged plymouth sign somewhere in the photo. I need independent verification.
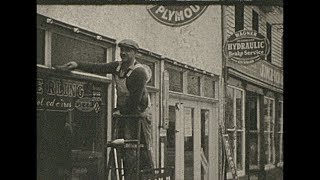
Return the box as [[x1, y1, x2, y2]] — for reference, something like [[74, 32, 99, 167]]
[[224, 30, 270, 65], [147, 5, 208, 27]]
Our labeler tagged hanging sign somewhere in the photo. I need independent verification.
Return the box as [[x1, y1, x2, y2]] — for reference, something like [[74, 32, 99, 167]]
[[147, 5, 208, 27], [224, 30, 270, 65]]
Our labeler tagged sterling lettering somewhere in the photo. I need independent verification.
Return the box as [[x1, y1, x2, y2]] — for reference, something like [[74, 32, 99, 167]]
[[147, 5, 208, 27], [37, 78, 85, 98]]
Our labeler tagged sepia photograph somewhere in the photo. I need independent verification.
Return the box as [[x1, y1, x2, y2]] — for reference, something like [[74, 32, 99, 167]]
[[36, 1, 284, 179]]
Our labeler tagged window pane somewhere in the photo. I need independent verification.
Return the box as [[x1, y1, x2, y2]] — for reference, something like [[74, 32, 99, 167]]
[[270, 133, 274, 164], [226, 87, 234, 129], [187, 72, 200, 96], [280, 134, 283, 162], [275, 132, 281, 163], [269, 100, 274, 119], [167, 106, 176, 168], [252, 10, 259, 32], [203, 76, 215, 98], [267, 23, 272, 62], [235, 5, 244, 31], [51, 33, 106, 66], [201, 109, 209, 160], [168, 68, 183, 92], [277, 102, 283, 132], [249, 133, 259, 168], [264, 132, 270, 163], [226, 131, 235, 173], [40, 110, 70, 178], [235, 90, 243, 130], [270, 100, 274, 131], [184, 107, 194, 180], [236, 131, 243, 170], [248, 97, 258, 131], [264, 99, 270, 131], [37, 28, 45, 65]]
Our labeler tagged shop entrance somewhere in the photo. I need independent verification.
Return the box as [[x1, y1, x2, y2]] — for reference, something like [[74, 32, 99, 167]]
[[167, 98, 213, 180], [246, 91, 261, 180]]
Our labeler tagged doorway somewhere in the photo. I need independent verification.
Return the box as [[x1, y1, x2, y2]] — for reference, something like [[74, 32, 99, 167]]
[[166, 98, 214, 180]]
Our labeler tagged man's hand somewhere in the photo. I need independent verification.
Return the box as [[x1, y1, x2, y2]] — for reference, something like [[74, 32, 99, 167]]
[[55, 61, 78, 71]]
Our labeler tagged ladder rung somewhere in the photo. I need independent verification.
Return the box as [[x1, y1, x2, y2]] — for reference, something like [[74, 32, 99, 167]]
[[124, 144, 144, 148]]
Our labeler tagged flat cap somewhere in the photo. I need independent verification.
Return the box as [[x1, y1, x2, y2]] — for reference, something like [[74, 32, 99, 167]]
[[118, 39, 139, 50]]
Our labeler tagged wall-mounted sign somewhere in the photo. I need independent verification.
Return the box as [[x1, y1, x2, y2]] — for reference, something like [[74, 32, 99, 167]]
[[147, 5, 208, 27], [224, 30, 270, 65]]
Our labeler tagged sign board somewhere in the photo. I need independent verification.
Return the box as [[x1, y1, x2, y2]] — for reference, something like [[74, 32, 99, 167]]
[[224, 30, 270, 65], [222, 134, 239, 180], [37, 72, 102, 113], [147, 5, 208, 27]]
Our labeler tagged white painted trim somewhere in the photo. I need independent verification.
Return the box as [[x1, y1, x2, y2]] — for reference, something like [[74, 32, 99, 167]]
[[264, 164, 276, 170], [44, 30, 52, 67]]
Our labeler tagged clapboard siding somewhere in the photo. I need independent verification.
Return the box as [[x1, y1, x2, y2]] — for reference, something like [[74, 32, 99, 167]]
[[243, 6, 252, 30], [226, 6, 235, 37], [266, 9, 283, 67], [271, 27, 283, 67], [224, 5, 283, 68]]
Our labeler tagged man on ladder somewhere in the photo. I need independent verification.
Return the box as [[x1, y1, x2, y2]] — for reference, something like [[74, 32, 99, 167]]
[[57, 39, 154, 179]]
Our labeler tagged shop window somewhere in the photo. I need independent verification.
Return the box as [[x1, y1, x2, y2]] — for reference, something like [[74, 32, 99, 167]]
[[37, 28, 45, 65], [266, 22, 272, 62], [225, 86, 245, 176], [187, 72, 200, 96], [203, 76, 215, 98], [276, 101, 283, 166], [51, 33, 106, 69], [168, 68, 183, 93], [264, 97, 276, 168], [252, 10, 259, 32], [235, 5, 244, 31]]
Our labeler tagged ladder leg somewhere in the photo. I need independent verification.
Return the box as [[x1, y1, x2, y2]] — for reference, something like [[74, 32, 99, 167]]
[[136, 119, 142, 180], [114, 148, 120, 180], [106, 148, 114, 179]]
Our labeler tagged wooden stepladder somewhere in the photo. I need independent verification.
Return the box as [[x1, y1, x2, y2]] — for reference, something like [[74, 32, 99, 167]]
[[222, 134, 239, 180], [105, 114, 145, 180]]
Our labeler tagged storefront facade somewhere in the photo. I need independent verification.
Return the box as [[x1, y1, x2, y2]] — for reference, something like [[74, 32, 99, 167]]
[[222, 5, 283, 180], [37, 4, 223, 180]]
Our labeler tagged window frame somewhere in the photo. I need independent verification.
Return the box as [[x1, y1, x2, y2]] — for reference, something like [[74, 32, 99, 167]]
[[226, 85, 246, 178], [277, 100, 284, 167], [248, 96, 261, 170], [263, 97, 276, 170], [37, 14, 116, 80]]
